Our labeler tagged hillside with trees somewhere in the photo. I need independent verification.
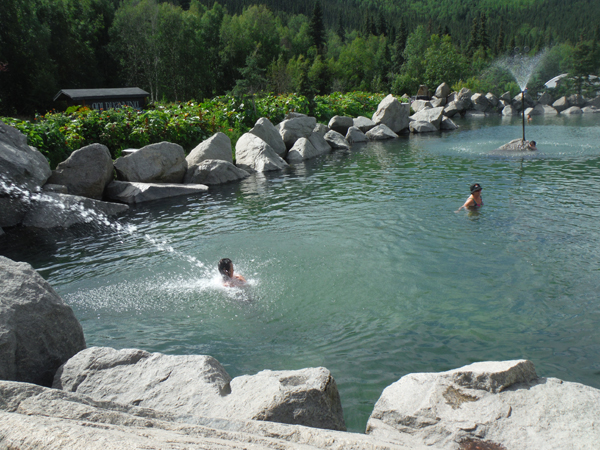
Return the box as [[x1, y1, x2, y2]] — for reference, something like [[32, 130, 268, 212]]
[[1, 0, 599, 116]]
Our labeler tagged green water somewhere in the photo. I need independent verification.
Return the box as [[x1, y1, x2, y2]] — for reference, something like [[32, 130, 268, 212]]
[[2, 115, 600, 431]]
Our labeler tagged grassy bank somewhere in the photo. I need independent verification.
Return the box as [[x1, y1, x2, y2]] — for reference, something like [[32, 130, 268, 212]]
[[2, 92, 386, 169]]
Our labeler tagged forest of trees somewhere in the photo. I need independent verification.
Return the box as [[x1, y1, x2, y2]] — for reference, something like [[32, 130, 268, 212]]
[[1, 0, 599, 116]]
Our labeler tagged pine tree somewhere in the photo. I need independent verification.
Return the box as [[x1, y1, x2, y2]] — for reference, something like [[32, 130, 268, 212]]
[[496, 24, 505, 55], [336, 16, 345, 43], [479, 12, 489, 51], [308, 1, 326, 54], [466, 16, 480, 57]]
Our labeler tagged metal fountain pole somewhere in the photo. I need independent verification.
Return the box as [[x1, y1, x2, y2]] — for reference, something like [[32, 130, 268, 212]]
[[522, 88, 526, 142]]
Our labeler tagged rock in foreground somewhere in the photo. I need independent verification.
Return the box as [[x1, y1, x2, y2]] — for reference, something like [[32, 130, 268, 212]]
[[54, 346, 346, 431], [105, 181, 208, 204], [366, 360, 600, 450], [0, 256, 86, 387]]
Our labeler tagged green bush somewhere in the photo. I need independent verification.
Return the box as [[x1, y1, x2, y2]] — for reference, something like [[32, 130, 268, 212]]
[[2, 92, 386, 168]]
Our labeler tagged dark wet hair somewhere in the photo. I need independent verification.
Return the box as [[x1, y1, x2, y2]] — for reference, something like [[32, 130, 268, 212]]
[[530, 140, 536, 146], [218, 258, 233, 278], [470, 183, 482, 194]]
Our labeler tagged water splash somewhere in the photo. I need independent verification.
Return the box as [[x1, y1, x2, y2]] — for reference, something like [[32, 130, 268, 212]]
[[495, 48, 549, 91], [0, 175, 204, 269]]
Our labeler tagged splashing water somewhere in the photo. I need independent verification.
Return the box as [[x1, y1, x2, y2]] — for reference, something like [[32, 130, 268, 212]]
[[495, 49, 549, 91], [0, 175, 204, 269]]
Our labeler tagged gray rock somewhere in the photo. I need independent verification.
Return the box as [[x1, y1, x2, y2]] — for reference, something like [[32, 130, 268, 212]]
[[502, 105, 517, 116], [323, 130, 351, 149], [186, 132, 233, 165], [471, 93, 491, 112], [447, 92, 457, 103], [440, 117, 459, 130], [345, 126, 368, 144], [249, 118, 286, 157], [409, 121, 438, 133], [54, 347, 346, 431], [499, 91, 512, 102], [286, 138, 323, 163], [105, 181, 208, 204], [327, 115, 354, 135], [443, 101, 460, 118], [366, 360, 600, 450], [464, 110, 487, 118], [567, 94, 586, 107], [366, 124, 399, 140], [561, 106, 583, 115], [409, 107, 444, 129], [308, 132, 332, 154], [454, 95, 472, 112], [0, 196, 29, 228], [277, 116, 317, 149], [582, 106, 600, 113], [0, 121, 51, 192], [1, 379, 423, 450], [485, 92, 499, 107], [512, 92, 535, 110], [538, 91, 554, 105], [416, 85, 429, 97], [541, 105, 559, 115], [552, 96, 570, 113], [457, 87, 472, 100], [429, 96, 446, 108], [372, 94, 410, 133], [352, 116, 376, 133], [235, 133, 288, 172], [411, 100, 432, 113], [21, 192, 129, 228], [42, 184, 69, 194], [435, 82, 450, 99], [114, 142, 187, 183], [525, 104, 545, 116], [284, 111, 307, 120], [584, 96, 600, 108], [313, 123, 330, 137], [0, 256, 85, 387], [496, 138, 534, 152], [46, 143, 114, 200], [184, 159, 250, 185]]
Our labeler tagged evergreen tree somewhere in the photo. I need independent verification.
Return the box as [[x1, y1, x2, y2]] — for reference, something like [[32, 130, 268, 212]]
[[336, 16, 345, 43], [308, 1, 326, 54], [496, 24, 505, 55], [466, 16, 480, 56], [479, 12, 489, 51]]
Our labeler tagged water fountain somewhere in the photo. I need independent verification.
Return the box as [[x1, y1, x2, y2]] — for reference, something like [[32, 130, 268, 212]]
[[495, 47, 548, 151]]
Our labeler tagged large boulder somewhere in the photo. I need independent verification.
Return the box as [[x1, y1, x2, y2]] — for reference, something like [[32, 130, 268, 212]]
[[435, 82, 451, 99], [429, 96, 446, 108], [352, 116, 376, 133], [186, 132, 233, 165], [538, 92, 554, 105], [411, 100, 432, 113], [582, 106, 600, 113], [328, 115, 354, 135], [54, 346, 346, 431], [567, 94, 586, 107], [46, 143, 113, 200], [114, 142, 187, 183], [105, 181, 208, 204], [345, 126, 368, 144], [366, 360, 600, 450], [21, 192, 128, 228], [372, 94, 410, 133], [184, 160, 249, 185], [0, 379, 421, 450], [485, 92, 499, 108], [249, 118, 286, 157], [308, 132, 332, 154], [502, 105, 517, 116], [277, 116, 317, 150], [235, 133, 288, 172], [443, 101, 460, 118], [0, 256, 86, 387], [286, 138, 326, 163], [0, 196, 29, 228], [0, 121, 51, 192], [584, 96, 600, 108], [552, 96, 570, 113], [409, 121, 438, 133], [470, 93, 491, 112], [561, 106, 583, 115], [524, 104, 546, 116], [440, 117, 459, 130], [409, 107, 444, 129], [366, 124, 399, 140], [323, 130, 350, 149], [541, 105, 559, 115], [512, 92, 535, 110], [313, 123, 330, 137]]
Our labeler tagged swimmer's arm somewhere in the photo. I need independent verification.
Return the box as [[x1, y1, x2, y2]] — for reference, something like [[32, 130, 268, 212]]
[[234, 274, 246, 282], [455, 197, 474, 213]]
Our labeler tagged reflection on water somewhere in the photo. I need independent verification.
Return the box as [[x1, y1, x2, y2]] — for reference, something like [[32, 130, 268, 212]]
[[1, 116, 600, 432]]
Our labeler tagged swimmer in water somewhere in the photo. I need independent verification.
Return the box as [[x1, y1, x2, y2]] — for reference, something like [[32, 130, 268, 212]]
[[456, 183, 483, 212], [527, 140, 537, 151], [218, 258, 246, 287]]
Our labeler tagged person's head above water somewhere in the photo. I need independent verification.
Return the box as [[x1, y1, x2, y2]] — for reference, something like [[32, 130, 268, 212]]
[[470, 183, 482, 194], [528, 140, 537, 151], [218, 258, 233, 279]]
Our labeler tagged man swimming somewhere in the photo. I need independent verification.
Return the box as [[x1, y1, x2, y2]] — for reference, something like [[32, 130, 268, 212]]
[[218, 258, 246, 287]]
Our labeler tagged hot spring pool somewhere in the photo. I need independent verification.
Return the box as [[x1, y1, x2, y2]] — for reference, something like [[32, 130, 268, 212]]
[[2, 114, 600, 431]]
